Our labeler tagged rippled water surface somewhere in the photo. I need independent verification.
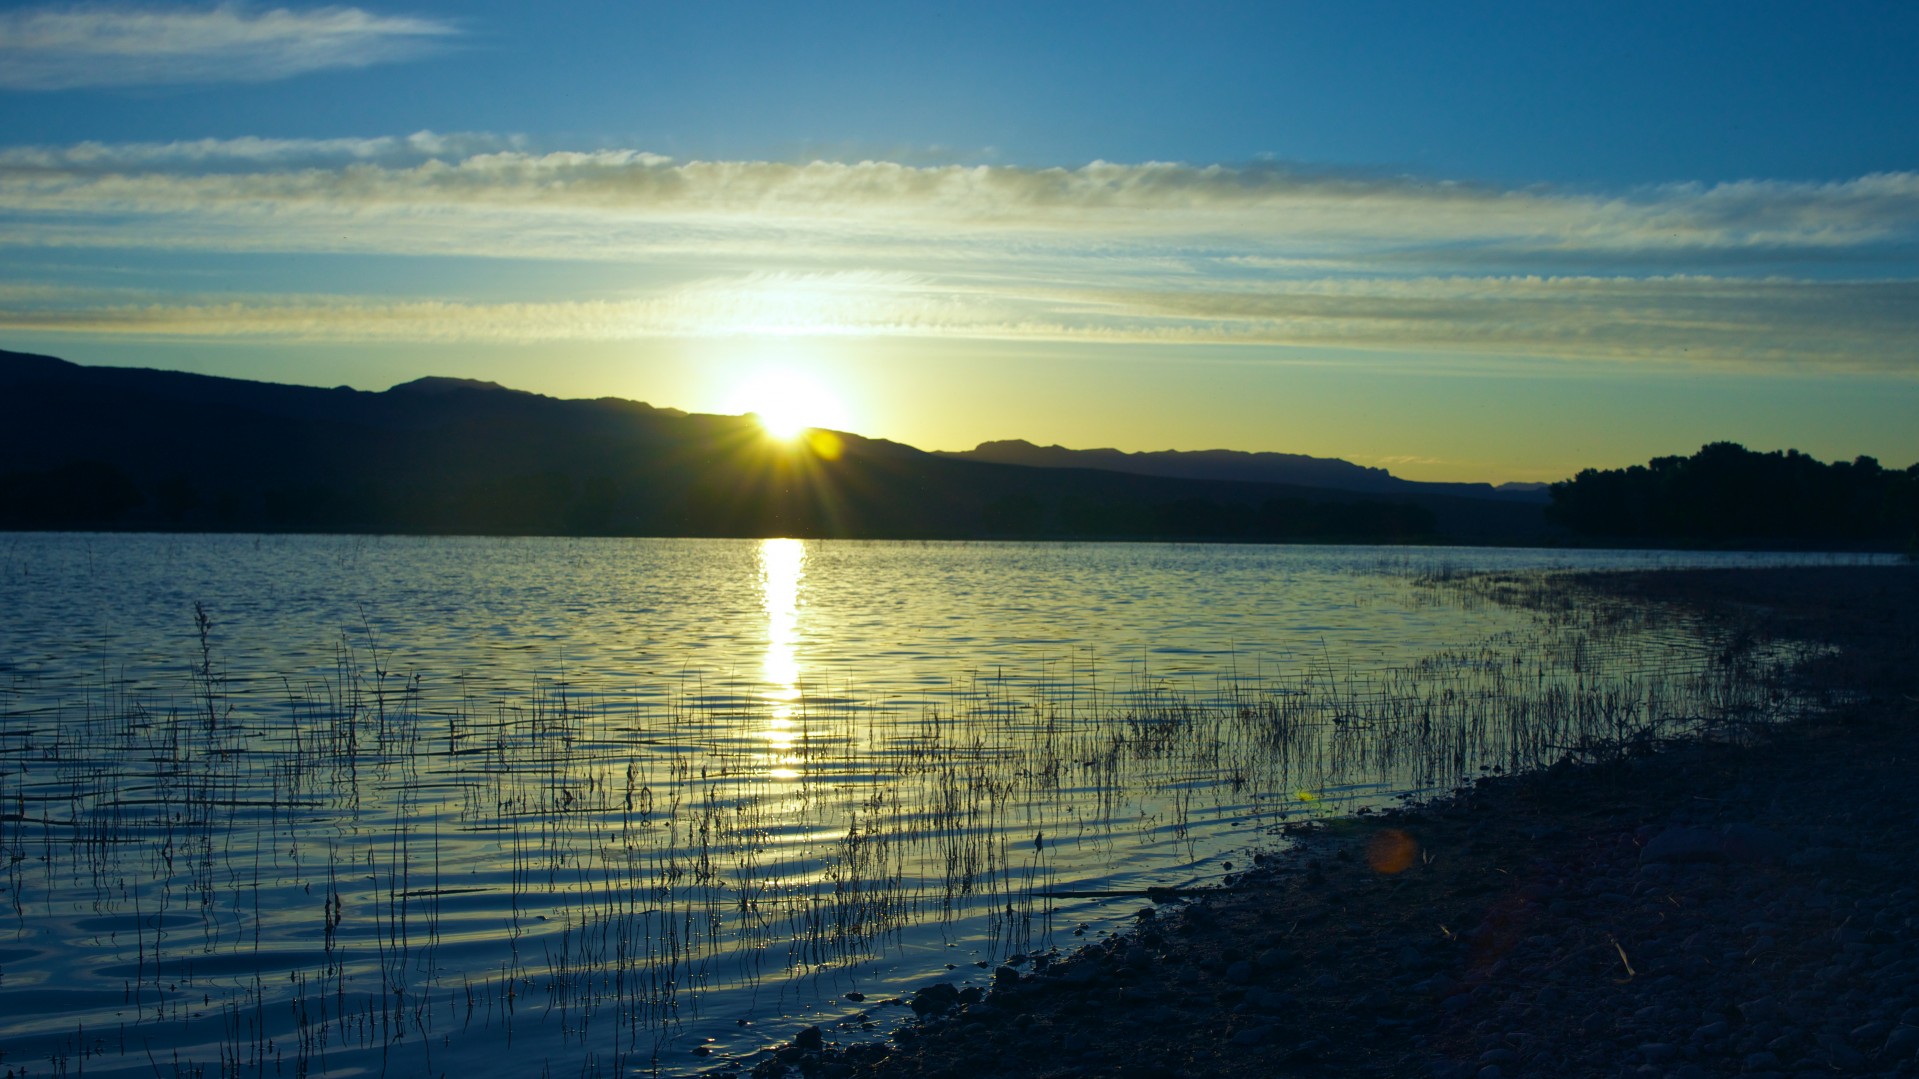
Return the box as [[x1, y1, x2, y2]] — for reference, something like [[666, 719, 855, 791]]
[[0, 535, 1885, 1076]]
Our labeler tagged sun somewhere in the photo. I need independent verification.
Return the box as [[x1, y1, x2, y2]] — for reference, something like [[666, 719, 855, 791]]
[[756, 398, 811, 441], [734, 369, 850, 441]]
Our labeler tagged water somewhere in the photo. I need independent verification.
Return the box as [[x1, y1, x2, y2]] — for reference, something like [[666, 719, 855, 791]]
[[0, 535, 1889, 1076]]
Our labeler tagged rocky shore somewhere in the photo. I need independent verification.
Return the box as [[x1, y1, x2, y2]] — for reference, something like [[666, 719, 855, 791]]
[[733, 565, 1919, 1079]]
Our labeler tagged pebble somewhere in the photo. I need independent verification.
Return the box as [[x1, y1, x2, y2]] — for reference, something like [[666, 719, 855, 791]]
[[1229, 1025, 1269, 1046]]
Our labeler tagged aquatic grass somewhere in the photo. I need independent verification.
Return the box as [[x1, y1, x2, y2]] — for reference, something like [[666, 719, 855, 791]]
[[0, 569, 1827, 1076]]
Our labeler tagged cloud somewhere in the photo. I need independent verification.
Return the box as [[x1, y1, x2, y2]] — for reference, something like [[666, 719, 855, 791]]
[[0, 4, 459, 90], [2, 138, 1917, 374], [3, 143, 1916, 262], [4, 272, 1913, 373], [0, 131, 520, 169]]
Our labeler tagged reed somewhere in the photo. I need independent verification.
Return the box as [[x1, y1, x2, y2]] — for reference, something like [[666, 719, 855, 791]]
[[0, 569, 1823, 1076]]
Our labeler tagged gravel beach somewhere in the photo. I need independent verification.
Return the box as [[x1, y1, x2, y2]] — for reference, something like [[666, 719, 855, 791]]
[[730, 564, 1919, 1079]]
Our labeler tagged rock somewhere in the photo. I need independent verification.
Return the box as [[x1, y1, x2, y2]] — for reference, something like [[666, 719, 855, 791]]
[[964, 1004, 1000, 1024], [1224, 960, 1255, 984], [1060, 963, 1099, 985], [1641, 827, 1727, 865], [1850, 1020, 1891, 1043], [1722, 823, 1791, 864], [795, 1025, 824, 1052], [1884, 1025, 1919, 1059], [1256, 947, 1294, 972], [1229, 1025, 1269, 1046], [1638, 1042, 1677, 1064], [1815, 1032, 1866, 1070], [1244, 987, 1295, 1011], [992, 964, 1019, 989], [911, 982, 961, 1017]]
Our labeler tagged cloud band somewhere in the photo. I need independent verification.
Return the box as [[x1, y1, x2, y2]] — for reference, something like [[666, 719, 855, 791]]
[[0, 4, 458, 90], [2, 136, 1916, 373]]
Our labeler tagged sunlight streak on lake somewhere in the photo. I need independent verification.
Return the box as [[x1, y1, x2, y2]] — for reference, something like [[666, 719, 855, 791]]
[[760, 537, 806, 775]]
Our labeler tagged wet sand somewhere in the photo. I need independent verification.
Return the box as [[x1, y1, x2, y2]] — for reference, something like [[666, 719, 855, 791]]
[[735, 564, 1919, 1078]]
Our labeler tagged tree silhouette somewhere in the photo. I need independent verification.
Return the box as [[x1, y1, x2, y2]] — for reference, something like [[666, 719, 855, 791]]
[[1548, 442, 1919, 549]]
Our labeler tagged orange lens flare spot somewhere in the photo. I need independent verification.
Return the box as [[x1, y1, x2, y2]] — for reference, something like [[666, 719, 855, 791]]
[[1366, 828, 1420, 875]]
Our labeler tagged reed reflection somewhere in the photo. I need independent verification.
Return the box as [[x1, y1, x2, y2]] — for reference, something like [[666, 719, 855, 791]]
[[758, 537, 806, 778]]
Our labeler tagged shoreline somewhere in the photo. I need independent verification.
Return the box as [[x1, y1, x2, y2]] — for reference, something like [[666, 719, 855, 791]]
[[736, 564, 1919, 1078], [1, 528, 1911, 555]]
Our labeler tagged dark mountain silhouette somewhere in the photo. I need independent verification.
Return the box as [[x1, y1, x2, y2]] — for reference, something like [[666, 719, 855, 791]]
[[0, 348, 1557, 543], [939, 440, 1551, 502]]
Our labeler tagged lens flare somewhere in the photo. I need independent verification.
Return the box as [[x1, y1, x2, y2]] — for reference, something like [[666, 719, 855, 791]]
[[1366, 828, 1420, 874]]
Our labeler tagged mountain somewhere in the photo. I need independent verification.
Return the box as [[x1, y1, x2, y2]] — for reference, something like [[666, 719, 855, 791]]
[[939, 440, 1551, 503], [0, 349, 1557, 544]]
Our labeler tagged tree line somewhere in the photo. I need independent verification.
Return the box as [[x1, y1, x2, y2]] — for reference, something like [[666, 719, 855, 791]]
[[1547, 442, 1919, 549]]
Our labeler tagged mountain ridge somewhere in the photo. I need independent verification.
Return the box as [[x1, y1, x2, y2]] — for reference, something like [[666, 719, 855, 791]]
[[0, 349, 1556, 544], [938, 439, 1550, 503]]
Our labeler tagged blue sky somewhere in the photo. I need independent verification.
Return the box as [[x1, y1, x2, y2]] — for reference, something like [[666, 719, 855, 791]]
[[3, 0, 1917, 481]]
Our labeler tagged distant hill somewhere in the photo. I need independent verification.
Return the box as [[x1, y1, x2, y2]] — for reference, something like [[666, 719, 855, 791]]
[[940, 440, 1551, 503], [0, 349, 1557, 544]]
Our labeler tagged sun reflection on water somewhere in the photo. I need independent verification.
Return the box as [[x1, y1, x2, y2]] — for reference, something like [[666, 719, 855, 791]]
[[758, 537, 806, 778]]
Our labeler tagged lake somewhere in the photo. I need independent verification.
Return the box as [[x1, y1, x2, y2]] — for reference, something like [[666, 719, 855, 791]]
[[0, 535, 1887, 1076]]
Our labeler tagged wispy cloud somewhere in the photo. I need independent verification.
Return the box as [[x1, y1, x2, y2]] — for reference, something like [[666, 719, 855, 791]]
[[0, 4, 458, 90], [4, 273, 1913, 373], [4, 140, 1916, 258], [2, 137, 1917, 374], [0, 131, 519, 168]]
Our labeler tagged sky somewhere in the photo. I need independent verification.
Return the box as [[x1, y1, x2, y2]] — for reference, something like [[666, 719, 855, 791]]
[[2, 1, 1917, 483]]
